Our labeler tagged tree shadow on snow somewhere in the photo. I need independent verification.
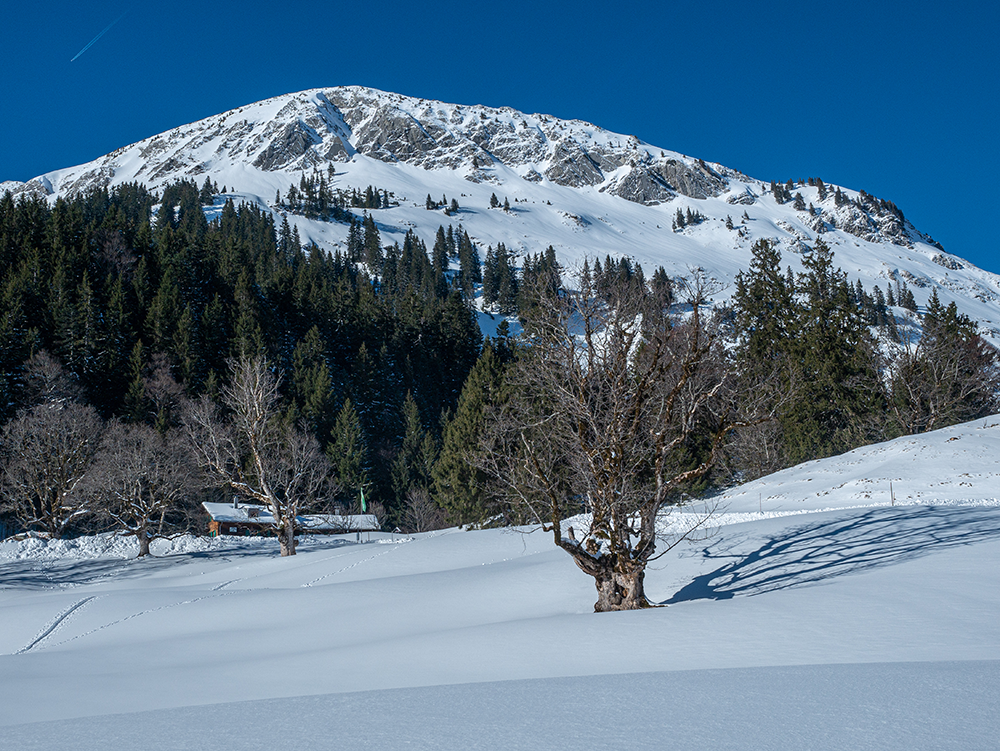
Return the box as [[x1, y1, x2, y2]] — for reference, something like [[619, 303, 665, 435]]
[[664, 505, 1000, 604], [0, 538, 354, 590], [0, 556, 182, 590]]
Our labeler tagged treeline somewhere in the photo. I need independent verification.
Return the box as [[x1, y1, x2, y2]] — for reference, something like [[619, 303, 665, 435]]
[[0, 182, 996, 543], [0, 181, 483, 537], [771, 177, 905, 222]]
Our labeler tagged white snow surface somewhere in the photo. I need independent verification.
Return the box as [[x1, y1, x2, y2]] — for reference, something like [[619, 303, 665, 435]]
[[2, 417, 999, 749], [6, 86, 1000, 346]]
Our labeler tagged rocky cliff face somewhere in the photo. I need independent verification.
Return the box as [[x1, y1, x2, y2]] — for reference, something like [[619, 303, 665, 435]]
[[324, 87, 728, 205]]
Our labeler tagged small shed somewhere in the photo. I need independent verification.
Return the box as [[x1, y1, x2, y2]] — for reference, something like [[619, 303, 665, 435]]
[[203, 502, 379, 537]]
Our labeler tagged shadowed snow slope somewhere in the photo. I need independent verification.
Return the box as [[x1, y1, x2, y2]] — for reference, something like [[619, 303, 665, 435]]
[[2, 417, 1000, 749]]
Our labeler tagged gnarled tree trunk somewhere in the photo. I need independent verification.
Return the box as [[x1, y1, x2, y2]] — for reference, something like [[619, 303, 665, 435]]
[[278, 521, 296, 557], [573, 551, 651, 612]]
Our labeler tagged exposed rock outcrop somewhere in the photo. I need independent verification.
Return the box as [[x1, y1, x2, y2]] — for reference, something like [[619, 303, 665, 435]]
[[253, 121, 321, 170], [325, 86, 727, 204]]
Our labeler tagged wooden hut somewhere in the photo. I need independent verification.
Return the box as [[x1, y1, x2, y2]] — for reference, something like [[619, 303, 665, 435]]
[[203, 501, 379, 537]]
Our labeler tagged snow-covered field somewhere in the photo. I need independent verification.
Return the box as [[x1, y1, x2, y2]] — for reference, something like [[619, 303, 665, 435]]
[[2, 419, 1000, 749]]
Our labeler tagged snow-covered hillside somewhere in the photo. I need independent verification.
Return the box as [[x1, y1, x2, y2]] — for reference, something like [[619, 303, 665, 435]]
[[2, 417, 999, 749], [5, 86, 1000, 345]]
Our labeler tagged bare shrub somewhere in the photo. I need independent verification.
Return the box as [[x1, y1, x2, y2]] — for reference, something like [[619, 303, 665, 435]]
[[401, 487, 446, 533]]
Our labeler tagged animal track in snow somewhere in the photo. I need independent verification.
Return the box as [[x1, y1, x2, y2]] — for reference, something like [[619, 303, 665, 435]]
[[45, 591, 240, 651], [301, 544, 409, 588]]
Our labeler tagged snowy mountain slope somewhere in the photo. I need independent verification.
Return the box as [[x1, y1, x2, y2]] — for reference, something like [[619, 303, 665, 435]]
[[4, 86, 1000, 345], [714, 415, 1000, 515], [1, 417, 999, 749]]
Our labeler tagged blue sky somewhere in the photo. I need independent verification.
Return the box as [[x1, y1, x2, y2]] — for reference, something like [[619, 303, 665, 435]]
[[2, 0, 997, 273]]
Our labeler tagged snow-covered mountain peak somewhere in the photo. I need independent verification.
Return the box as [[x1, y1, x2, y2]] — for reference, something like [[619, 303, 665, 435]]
[[6, 86, 728, 206], [4, 86, 1000, 344]]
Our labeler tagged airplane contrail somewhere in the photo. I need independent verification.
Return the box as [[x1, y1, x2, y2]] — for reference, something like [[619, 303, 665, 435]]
[[70, 11, 128, 62]]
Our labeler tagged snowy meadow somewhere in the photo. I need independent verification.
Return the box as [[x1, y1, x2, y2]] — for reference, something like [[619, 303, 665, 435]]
[[2, 418, 999, 749]]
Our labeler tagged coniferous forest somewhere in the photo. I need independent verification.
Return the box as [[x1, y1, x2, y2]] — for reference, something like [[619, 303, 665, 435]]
[[0, 181, 997, 543], [0, 181, 482, 536]]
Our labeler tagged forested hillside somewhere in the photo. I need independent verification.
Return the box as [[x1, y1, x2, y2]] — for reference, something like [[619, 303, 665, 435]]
[[0, 181, 996, 542], [0, 181, 482, 532]]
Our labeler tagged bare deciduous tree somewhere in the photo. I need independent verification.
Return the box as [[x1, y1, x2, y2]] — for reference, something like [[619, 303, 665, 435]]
[[478, 270, 777, 612], [184, 355, 336, 556], [889, 314, 999, 435], [145, 352, 186, 430], [721, 419, 787, 482], [0, 401, 104, 538], [21, 350, 84, 407], [0, 352, 103, 538], [401, 487, 446, 533], [88, 421, 198, 557]]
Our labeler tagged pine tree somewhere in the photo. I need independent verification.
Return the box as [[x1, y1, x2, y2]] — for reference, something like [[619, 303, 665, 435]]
[[73, 271, 100, 389], [494, 244, 518, 315], [292, 327, 333, 439], [432, 225, 449, 280], [482, 245, 499, 307], [172, 304, 198, 388], [199, 177, 214, 205], [733, 239, 795, 365], [145, 268, 182, 353], [363, 214, 382, 269], [346, 218, 363, 262], [199, 294, 228, 379], [123, 340, 148, 423], [432, 344, 509, 524], [0, 273, 30, 421], [457, 231, 481, 300], [782, 240, 886, 462], [328, 398, 370, 509], [890, 290, 999, 433], [391, 392, 436, 508]]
